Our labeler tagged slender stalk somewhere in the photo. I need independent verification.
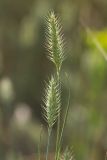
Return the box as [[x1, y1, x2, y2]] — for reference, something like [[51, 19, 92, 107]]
[[46, 127, 52, 160], [55, 71, 61, 160], [38, 125, 43, 160], [55, 111, 60, 160], [57, 86, 71, 157]]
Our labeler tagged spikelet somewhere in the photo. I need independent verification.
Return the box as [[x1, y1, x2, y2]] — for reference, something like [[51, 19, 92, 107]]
[[61, 147, 75, 160], [45, 11, 65, 73], [43, 76, 61, 128]]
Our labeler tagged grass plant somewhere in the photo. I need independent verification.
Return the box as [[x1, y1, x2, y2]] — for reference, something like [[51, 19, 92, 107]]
[[40, 11, 74, 160]]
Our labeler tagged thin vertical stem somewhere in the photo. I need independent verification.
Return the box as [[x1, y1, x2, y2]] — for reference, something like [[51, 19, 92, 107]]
[[38, 125, 43, 160], [55, 114, 60, 160], [57, 87, 70, 156], [46, 127, 52, 160], [55, 70, 61, 160]]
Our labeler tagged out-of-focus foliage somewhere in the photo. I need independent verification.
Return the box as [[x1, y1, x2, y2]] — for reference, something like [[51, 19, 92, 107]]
[[0, 0, 107, 160], [87, 30, 107, 49]]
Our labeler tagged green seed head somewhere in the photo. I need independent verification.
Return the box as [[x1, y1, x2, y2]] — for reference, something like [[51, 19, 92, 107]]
[[43, 76, 61, 128], [45, 11, 65, 73]]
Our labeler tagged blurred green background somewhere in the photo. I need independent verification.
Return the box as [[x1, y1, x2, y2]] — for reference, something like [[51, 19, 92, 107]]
[[0, 0, 107, 160]]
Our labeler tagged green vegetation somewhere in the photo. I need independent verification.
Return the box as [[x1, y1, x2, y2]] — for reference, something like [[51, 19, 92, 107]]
[[41, 11, 73, 160], [0, 1, 107, 160]]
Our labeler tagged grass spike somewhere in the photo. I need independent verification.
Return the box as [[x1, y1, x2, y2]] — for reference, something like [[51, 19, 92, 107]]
[[45, 11, 65, 73], [43, 76, 61, 128], [61, 147, 75, 160]]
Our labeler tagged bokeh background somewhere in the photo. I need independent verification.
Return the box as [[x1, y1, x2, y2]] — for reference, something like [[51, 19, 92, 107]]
[[0, 0, 107, 160]]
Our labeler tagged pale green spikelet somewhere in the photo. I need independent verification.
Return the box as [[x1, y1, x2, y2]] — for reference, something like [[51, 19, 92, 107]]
[[61, 147, 75, 160], [45, 11, 65, 73], [43, 76, 61, 128]]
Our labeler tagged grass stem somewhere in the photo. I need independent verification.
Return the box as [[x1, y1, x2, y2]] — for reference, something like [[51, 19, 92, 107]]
[[38, 125, 43, 160], [57, 86, 70, 156], [55, 71, 61, 160], [46, 127, 52, 160]]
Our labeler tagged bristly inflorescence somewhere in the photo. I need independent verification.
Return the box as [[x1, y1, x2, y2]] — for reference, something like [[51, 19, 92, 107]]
[[45, 11, 65, 73], [61, 147, 75, 160], [43, 76, 61, 128]]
